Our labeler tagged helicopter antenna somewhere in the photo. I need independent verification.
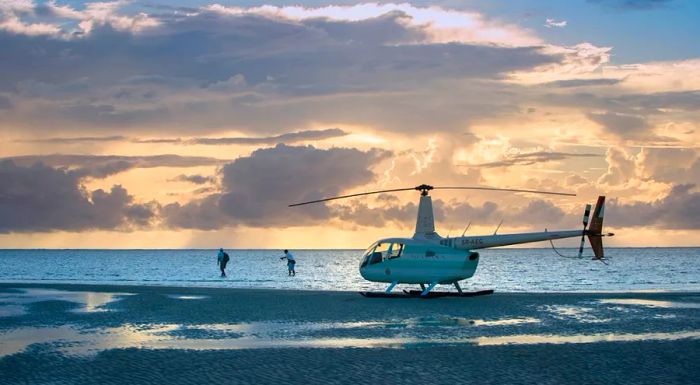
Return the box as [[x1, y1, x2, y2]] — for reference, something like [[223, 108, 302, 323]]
[[493, 219, 503, 235], [289, 184, 575, 207], [461, 221, 471, 237]]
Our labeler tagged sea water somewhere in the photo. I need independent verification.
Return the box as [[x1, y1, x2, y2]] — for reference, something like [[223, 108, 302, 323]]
[[0, 248, 698, 292]]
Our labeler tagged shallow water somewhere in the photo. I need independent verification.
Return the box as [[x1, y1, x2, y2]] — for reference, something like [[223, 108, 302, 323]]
[[0, 248, 698, 292], [1, 288, 699, 357], [0, 288, 133, 315]]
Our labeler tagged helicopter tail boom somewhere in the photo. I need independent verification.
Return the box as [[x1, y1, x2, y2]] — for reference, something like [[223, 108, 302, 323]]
[[452, 230, 584, 250], [449, 196, 613, 255]]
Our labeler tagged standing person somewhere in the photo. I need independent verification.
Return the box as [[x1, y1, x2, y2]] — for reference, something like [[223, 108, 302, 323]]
[[280, 249, 296, 276], [217, 248, 230, 277]]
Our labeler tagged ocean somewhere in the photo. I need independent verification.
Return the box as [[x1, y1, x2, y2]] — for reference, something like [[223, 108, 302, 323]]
[[0, 248, 698, 292]]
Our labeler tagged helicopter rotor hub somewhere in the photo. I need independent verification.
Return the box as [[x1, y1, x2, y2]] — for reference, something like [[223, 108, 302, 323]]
[[414, 184, 434, 196]]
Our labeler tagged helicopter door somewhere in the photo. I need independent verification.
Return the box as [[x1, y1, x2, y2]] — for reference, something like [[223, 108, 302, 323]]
[[387, 243, 404, 259]]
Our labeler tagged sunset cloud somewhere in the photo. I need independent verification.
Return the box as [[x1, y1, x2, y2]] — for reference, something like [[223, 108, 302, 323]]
[[0, 160, 156, 233], [0, 0, 698, 247]]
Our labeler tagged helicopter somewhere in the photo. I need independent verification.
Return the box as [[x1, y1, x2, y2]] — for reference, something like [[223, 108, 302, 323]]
[[290, 184, 614, 297]]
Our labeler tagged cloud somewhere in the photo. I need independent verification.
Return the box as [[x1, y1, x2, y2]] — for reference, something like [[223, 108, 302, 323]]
[[608, 184, 700, 230], [0, 0, 160, 38], [597, 147, 700, 187], [131, 138, 183, 144], [587, 111, 678, 143], [162, 144, 391, 229], [588, 112, 649, 137], [598, 146, 637, 185], [17, 135, 127, 144], [544, 78, 622, 88], [510, 43, 613, 85], [0, 2, 557, 135], [170, 174, 217, 185], [0, 10, 61, 36], [0, 160, 156, 233], [587, 0, 675, 10], [0, 94, 10, 109], [4, 154, 225, 178], [334, 195, 573, 232], [17, 128, 348, 146], [636, 148, 700, 184], [538, 90, 699, 129], [545, 18, 567, 28], [188, 128, 349, 145], [471, 151, 600, 168], [205, 3, 542, 46]]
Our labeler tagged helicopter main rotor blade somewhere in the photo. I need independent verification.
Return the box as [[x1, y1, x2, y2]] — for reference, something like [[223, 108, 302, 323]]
[[289, 184, 575, 207], [433, 187, 576, 197], [288, 187, 417, 207]]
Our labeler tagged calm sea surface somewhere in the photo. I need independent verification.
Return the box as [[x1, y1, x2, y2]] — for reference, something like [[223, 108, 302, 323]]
[[0, 248, 698, 292]]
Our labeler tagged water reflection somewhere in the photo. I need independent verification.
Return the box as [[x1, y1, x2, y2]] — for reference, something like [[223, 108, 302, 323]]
[[474, 331, 700, 346], [166, 295, 209, 300], [2, 323, 699, 357], [598, 298, 700, 309], [0, 304, 26, 317], [541, 305, 612, 323], [472, 317, 540, 326], [0, 288, 133, 313]]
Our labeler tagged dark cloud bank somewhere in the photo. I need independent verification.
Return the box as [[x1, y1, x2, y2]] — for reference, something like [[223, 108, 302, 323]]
[[4, 154, 225, 179], [21, 128, 348, 146], [162, 144, 391, 229], [0, 8, 556, 134], [0, 160, 156, 233], [1, 143, 699, 233]]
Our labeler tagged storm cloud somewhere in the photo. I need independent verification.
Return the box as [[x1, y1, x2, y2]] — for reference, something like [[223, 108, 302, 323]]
[[608, 184, 700, 229], [0, 160, 157, 233], [162, 144, 391, 228], [4, 154, 226, 179], [0, 3, 557, 135]]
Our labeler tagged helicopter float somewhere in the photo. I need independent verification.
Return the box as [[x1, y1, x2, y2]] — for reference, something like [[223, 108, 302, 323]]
[[290, 184, 614, 298]]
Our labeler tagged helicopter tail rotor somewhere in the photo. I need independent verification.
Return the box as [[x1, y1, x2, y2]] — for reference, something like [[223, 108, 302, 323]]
[[577, 204, 592, 258]]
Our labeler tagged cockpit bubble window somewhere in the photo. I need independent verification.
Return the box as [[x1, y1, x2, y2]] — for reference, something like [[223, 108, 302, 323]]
[[388, 243, 404, 259], [370, 243, 391, 264], [360, 242, 377, 268], [363, 242, 378, 258]]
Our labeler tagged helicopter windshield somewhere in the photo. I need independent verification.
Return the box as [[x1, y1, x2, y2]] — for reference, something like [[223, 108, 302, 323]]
[[360, 242, 405, 268], [360, 242, 378, 268]]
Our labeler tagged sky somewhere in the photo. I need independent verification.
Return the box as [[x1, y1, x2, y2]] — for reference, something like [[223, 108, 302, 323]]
[[0, 0, 699, 248]]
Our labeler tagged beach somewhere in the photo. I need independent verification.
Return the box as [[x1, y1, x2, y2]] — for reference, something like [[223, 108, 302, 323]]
[[1, 283, 699, 384]]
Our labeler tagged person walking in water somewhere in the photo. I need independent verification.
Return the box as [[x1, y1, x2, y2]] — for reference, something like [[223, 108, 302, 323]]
[[217, 248, 230, 277], [280, 249, 296, 276]]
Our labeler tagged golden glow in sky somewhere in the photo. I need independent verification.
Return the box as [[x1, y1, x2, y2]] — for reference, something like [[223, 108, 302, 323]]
[[0, 1, 699, 248]]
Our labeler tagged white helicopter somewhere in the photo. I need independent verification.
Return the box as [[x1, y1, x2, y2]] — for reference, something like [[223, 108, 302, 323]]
[[290, 184, 614, 298]]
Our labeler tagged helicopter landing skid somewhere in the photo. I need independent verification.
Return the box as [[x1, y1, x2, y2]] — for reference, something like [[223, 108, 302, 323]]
[[359, 289, 493, 299]]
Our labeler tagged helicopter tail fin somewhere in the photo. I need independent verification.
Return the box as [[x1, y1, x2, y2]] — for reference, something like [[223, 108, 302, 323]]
[[587, 196, 610, 259]]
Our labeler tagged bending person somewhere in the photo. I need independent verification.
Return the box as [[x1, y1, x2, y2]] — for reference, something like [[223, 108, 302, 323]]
[[280, 249, 296, 276]]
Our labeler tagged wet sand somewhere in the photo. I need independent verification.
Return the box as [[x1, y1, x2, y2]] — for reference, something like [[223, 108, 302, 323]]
[[1, 283, 699, 384]]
